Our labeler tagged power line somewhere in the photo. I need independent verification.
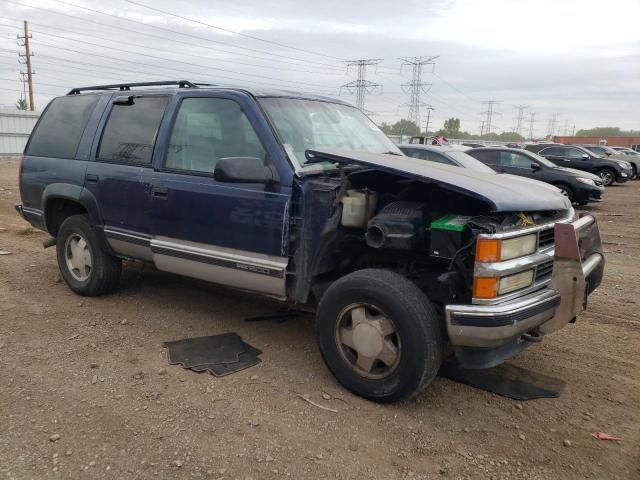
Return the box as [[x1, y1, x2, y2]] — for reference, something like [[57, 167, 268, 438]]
[[398, 56, 437, 134], [6, 0, 345, 70], [340, 59, 382, 113], [0, 21, 347, 78], [124, 0, 344, 61], [27, 36, 336, 91]]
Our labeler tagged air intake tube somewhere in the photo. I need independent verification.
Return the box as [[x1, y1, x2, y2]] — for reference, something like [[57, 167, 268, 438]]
[[365, 202, 426, 250]]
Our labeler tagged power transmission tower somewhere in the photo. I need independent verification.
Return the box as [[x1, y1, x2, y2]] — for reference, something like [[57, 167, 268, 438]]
[[513, 104, 529, 136], [547, 113, 560, 138], [17, 20, 35, 111], [479, 120, 486, 138], [481, 101, 500, 135], [527, 112, 536, 140], [398, 56, 438, 134], [423, 106, 435, 137], [340, 59, 382, 114]]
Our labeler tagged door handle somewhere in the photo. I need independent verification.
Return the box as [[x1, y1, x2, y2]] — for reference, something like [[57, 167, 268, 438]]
[[151, 186, 169, 198], [85, 174, 99, 183]]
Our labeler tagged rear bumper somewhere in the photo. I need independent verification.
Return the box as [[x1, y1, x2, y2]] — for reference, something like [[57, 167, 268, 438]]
[[14, 203, 45, 230], [445, 214, 604, 349]]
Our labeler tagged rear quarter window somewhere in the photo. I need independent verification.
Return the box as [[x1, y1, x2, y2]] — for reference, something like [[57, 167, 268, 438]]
[[26, 95, 99, 158]]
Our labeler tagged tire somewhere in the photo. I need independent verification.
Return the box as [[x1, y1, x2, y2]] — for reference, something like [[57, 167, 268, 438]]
[[596, 168, 615, 186], [316, 269, 443, 403], [553, 184, 574, 203], [56, 214, 121, 296]]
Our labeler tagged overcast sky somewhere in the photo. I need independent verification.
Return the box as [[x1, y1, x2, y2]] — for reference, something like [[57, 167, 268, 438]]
[[0, 0, 638, 136]]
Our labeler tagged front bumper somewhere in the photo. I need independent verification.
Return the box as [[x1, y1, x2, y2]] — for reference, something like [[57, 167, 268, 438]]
[[574, 184, 604, 203], [445, 214, 604, 348]]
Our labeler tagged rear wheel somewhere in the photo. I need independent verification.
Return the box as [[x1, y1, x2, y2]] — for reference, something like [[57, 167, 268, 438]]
[[56, 214, 121, 296], [596, 168, 616, 186], [316, 269, 443, 402]]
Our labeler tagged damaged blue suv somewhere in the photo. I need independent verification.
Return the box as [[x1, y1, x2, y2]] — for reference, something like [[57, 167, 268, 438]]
[[17, 80, 604, 402]]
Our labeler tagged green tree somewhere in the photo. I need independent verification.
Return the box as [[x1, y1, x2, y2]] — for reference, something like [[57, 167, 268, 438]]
[[378, 118, 420, 136], [16, 98, 28, 110], [442, 117, 461, 137], [575, 126, 640, 136]]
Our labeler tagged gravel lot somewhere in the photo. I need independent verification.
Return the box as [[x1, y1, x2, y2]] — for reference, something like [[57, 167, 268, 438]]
[[0, 157, 638, 480]]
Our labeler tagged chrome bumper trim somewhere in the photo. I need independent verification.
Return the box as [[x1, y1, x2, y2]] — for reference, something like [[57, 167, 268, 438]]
[[445, 289, 561, 348]]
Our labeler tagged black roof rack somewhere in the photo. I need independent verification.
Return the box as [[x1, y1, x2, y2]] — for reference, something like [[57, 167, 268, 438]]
[[67, 80, 215, 95]]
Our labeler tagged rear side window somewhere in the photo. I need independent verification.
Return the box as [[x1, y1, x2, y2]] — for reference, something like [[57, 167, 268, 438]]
[[26, 95, 98, 158], [98, 96, 169, 164], [469, 150, 499, 165]]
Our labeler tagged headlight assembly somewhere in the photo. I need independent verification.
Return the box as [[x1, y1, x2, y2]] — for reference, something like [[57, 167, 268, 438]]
[[576, 177, 596, 185], [475, 234, 537, 262]]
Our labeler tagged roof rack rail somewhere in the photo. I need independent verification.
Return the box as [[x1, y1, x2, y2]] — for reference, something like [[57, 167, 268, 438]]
[[67, 80, 213, 95]]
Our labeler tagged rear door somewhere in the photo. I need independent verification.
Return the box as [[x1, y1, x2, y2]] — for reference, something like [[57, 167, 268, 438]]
[[84, 94, 169, 260], [147, 93, 290, 297]]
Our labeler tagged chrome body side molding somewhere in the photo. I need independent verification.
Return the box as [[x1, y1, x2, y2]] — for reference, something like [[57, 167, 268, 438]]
[[150, 236, 288, 298]]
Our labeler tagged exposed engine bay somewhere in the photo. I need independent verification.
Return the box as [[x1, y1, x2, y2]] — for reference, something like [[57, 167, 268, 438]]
[[288, 166, 569, 307]]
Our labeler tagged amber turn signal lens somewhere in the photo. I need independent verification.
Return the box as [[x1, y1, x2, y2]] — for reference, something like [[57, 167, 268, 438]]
[[475, 239, 501, 263], [473, 277, 498, 299]]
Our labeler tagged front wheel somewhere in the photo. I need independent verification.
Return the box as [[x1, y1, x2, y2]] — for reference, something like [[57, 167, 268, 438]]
[[316, 269, 443, 402], [56, 214, 122, 296], [596, 168, 616, 186], [554, 184, 574, 203]]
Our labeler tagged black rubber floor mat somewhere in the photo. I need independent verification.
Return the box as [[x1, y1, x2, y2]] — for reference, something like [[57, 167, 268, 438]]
[[190, 351, 262, 377], [164, 333, 261, 374], [438, 360, 565, 400]]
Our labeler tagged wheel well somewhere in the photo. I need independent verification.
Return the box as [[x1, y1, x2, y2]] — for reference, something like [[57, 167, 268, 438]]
[[45, 198, 87, 237]]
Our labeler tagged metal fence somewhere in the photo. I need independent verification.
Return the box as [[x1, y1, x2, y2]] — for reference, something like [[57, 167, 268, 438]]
[[0, 108, 40, 156]]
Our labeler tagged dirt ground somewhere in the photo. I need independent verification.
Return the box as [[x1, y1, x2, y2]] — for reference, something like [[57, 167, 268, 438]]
[[0, 157, 638, 480]]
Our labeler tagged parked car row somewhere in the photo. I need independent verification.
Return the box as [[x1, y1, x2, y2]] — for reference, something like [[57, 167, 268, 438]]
[[400, 139, 636, 206]]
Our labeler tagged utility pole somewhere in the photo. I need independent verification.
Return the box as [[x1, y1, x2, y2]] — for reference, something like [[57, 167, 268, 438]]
[[513, 104, 529, 137], [17, 20, 35, 111], [398, 56, 438, 135], [423, 106, 434, 138], [527, 112, 536, 140], [340, 59, 382, 114], [479, 120, 486, 139], [481, 100, 500, 135]]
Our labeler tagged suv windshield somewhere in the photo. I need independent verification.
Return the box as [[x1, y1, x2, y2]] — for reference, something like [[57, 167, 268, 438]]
[[259, 97, 402, 168]]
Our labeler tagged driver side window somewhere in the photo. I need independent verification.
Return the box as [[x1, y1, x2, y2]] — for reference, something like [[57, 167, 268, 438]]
[[499, 152, 533, 168], [564, 148, 585, 158], [165, 97, 266, 173]]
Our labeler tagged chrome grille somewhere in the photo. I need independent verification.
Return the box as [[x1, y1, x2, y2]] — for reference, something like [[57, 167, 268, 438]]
[[538, 228, 555, 250], [534, 260, 554, 283]]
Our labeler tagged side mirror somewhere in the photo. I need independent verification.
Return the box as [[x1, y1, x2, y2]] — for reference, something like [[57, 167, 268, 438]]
[[214, 157, 278, 184], [531, 163, 541, 171], [581, 154, 590, 160]]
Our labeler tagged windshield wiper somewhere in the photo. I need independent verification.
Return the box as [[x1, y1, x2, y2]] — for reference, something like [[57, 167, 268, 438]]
[[382, 151, 403, 156]]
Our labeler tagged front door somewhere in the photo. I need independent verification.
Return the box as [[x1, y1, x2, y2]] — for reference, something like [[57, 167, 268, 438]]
[[496, 151, 543, 179], [85, 94, 169, 261], [148, 94, 290, 298]]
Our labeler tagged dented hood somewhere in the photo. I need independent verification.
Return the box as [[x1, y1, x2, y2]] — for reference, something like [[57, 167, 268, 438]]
[[306, 149, 571, 213]]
